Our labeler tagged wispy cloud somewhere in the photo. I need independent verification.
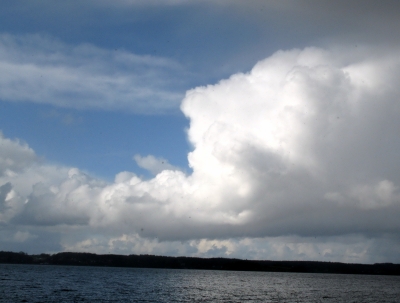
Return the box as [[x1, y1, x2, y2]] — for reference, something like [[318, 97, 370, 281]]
[[0, 33, 185, 114], [134, 154, 181, 176]]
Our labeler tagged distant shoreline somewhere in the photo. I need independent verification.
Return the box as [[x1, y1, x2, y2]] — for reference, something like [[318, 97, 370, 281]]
[[1, 251, 399, 276]]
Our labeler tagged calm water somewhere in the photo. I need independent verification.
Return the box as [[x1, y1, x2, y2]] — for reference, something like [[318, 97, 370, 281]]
[[0, 264, 399, 302]]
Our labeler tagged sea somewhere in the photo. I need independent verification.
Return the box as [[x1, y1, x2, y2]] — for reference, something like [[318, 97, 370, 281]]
[[0, 264, 399, 302]]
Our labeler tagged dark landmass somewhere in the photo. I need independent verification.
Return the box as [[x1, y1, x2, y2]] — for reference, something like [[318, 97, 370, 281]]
[[1, 251, 399, 276]]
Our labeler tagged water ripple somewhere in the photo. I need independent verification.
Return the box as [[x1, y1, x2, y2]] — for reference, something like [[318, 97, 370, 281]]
[[0, 264, 399, 302]]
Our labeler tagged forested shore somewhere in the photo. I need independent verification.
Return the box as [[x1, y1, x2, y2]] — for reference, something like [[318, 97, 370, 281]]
[[1, 251, 399, 276]]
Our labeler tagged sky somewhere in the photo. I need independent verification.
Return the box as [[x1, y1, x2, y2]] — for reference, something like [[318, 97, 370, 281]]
[[1, 0, 400, 264]]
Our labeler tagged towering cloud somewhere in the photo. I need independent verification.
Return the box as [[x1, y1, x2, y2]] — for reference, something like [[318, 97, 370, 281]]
[[1, 45, 400, 262], [180, 45, 400, 235]]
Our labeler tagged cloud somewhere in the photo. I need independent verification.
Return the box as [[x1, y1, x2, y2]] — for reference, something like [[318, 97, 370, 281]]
[[0, 34, 185, 114], [179, 45, 400, 237], [0, 131, 37, 177], [2, 44, 400, 262], [0, 182, 12, 212], [134, 154, 181, 176]]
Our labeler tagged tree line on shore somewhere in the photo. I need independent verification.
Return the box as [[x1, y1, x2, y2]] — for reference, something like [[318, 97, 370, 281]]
[[1, 251, 399, 275]]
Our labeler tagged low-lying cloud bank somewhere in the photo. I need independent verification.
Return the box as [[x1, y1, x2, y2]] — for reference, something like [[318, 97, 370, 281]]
[[1, 44, 400, 262]]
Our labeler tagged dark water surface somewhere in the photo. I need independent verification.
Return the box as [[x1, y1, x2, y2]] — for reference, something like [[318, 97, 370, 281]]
[[1, 264, 399, 302]]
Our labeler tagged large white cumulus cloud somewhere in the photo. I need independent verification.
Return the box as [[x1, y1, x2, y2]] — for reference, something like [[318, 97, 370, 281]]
[[181, 46, 400, 236], [2, 45, 400, 262]]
